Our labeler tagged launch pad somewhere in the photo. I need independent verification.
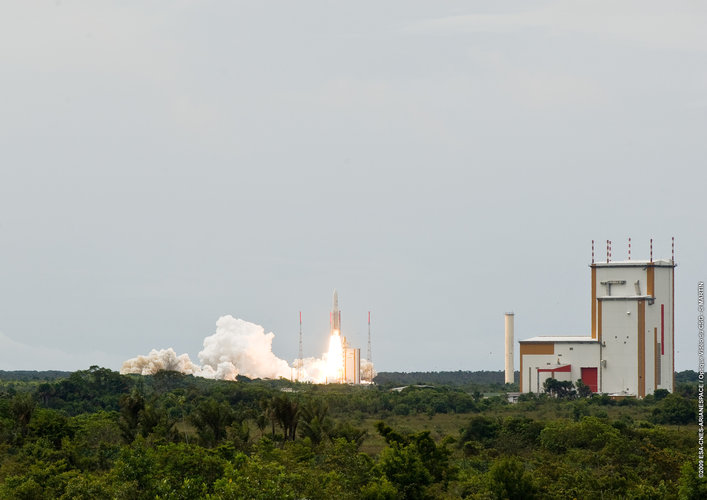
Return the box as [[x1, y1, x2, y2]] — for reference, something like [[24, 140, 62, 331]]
[[295, 290, 372, 384]]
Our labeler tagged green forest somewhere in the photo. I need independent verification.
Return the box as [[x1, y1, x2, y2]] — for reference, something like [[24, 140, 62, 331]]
[[0, 367, 704, 499]]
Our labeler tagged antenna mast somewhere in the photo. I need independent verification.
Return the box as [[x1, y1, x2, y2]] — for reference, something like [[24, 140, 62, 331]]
[[297, 311, 303, 381], [367, 311, 372, 382]]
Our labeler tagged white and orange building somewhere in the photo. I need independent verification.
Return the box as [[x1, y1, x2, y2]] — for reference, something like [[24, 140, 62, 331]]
[[519, 251, 675, 397]]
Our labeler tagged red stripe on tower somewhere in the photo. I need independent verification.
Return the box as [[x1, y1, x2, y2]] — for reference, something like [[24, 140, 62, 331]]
[[661, 304, 664, 355], [606, 240, 609, 263]]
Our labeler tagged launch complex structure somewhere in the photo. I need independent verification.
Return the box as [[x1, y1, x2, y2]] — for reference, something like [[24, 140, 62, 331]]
[[295, 290, 370, 384]]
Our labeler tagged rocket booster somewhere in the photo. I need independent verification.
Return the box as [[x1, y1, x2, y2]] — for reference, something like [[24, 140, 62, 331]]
[[331, 290, 340, 333]]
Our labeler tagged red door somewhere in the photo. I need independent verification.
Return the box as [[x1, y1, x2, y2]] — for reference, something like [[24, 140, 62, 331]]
[[581, 367, 598, 393]]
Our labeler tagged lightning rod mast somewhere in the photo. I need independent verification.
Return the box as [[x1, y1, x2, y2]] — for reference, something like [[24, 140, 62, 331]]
[[297, 311, 303, 381], [367, 311, 372, 383]]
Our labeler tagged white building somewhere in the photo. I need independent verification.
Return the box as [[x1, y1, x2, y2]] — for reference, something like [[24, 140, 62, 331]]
[[520, 256, 675, 397], [344, 346, 361, 384]]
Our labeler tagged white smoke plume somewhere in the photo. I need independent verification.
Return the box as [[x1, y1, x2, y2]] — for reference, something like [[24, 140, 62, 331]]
[[361, 358, 376, 383], [197, 315, 291, 380], [121, 315, 291, 380], [120, 348, 201, 376], [121, 314, 375, 384]]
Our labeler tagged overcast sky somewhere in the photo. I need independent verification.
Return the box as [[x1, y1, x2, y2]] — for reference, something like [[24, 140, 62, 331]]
[[1, 1, 706, 374]]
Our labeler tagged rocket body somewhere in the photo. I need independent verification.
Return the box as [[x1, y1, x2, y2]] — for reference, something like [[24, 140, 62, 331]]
[[331, 290, 340, 333]]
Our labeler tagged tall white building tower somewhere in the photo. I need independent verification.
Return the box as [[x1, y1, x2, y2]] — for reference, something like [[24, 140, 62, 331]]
[[519, 240, 675, 397], [505, 313, 514, 384]]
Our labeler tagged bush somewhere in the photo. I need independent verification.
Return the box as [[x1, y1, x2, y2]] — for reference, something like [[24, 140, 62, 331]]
[[651, 394, 696, 425], [488, 457, 538, 500], [539, 417, 619, 453]]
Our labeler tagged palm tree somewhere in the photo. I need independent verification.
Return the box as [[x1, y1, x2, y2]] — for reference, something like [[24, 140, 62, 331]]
[[272, 395, 300, 442], [118, 389, 145, 443], [298, 398, 332, 445], [9, 392, 36, 442], [190, 398, 233, 447]]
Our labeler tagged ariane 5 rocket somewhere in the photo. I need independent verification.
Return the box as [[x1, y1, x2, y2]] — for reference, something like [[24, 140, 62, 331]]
[[330, 289, 341, 334]]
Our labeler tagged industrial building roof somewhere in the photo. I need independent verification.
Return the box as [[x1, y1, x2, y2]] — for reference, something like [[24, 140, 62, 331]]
[[519, 336, 598, 343], [591, 259, 675, 267]]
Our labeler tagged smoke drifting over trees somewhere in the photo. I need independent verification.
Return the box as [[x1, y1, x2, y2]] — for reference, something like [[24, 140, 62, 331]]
[[121, 315, 373, 383], [121, 316, 291, 380]]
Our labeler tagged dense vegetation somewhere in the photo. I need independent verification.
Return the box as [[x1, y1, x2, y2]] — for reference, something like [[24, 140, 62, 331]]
[[373, 371, 518, 392], [0, 366, 704, 499]]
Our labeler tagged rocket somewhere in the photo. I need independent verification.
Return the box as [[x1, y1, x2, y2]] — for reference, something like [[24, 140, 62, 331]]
[[330, 289, 341, 334]]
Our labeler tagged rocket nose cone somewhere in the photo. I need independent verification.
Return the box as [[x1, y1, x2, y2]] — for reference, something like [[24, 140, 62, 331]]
[[333, 290, 338, 308]]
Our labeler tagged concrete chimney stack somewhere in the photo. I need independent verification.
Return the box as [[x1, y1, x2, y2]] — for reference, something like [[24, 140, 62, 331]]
[[505, 313, 514, 384]]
